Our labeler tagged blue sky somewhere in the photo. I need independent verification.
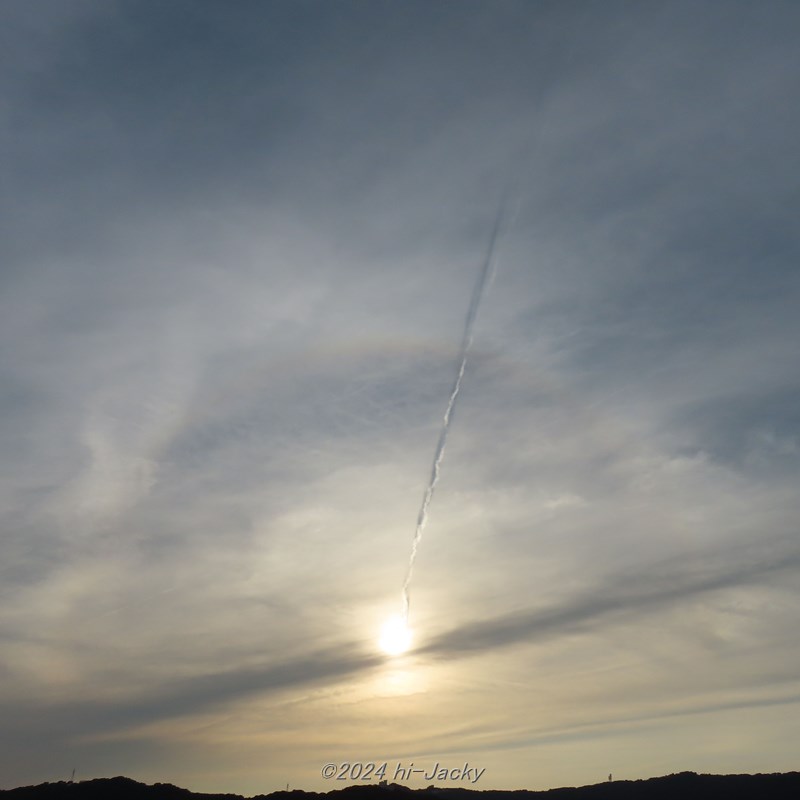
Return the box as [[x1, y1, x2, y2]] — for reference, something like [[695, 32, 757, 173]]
[[2, 0, 800, 793]]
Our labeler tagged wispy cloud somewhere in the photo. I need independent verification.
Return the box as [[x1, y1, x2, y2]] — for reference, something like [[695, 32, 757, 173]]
[[1, 0, 799, 791]]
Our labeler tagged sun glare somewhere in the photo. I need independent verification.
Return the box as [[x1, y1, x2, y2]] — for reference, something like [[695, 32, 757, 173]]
[[379, 614, 412, 656]]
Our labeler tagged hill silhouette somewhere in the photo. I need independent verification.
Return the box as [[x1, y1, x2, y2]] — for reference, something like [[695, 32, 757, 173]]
[[2, 773, 800, 800]]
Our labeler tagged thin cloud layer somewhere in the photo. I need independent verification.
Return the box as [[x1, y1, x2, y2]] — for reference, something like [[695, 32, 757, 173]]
[[1, 0, 799, 793]]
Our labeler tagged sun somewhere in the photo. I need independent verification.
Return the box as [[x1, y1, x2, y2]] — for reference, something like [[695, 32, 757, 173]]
[[378, 614, 412, 656]]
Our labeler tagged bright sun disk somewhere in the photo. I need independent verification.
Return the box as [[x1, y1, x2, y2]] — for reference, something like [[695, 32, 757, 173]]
[[379, 614, 412, 656]]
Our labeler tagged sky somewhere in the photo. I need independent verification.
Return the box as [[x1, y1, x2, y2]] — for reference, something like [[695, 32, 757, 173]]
[[2, 0, 800, 794]]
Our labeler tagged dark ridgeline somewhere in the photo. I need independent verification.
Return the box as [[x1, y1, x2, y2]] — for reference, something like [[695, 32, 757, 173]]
[[2, 773, 800, 800]]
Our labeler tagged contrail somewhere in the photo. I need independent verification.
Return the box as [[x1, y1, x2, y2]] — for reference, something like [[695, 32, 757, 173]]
[[396, 11, 590, 628], [401, 197, 509, 622]]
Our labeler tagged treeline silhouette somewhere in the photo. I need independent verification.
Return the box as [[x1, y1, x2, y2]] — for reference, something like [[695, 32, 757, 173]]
[[3, 773, 800, 800]]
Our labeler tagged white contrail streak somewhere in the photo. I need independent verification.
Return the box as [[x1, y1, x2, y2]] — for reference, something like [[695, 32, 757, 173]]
[[396, 11, 590, 627], [401, 198, 508, 622]]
